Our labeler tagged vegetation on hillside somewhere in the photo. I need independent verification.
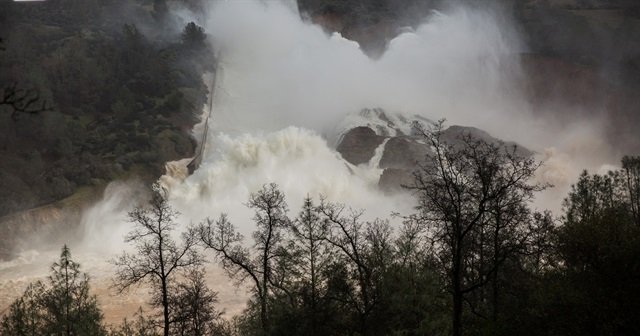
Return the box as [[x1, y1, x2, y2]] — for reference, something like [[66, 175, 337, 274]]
[[0, 0, 213, 217]]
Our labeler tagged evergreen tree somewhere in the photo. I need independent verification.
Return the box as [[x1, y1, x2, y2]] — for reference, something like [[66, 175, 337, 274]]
[[181, 22, 206, 48], [0, 245, 106, 336], [41, 246, 106, 336], [551, 168, 640, 335], [108, 308, 158, 336], [0, 282, 46, 336], [287, 196, 332, 336]]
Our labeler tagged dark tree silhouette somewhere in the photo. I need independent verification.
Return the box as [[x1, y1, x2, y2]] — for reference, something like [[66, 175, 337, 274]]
[[113, 183, 202, 336], [408, 120, 545, 336], [169, 268, 222, 336], [0, 245, 106, 336], [0, 82, 53, 120], [182, 22, 206, 47], [0, 38, 52, 119], [199, 183, 289, 335]]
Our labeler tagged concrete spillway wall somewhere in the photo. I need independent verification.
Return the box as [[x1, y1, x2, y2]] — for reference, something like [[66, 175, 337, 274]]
[[187, 63, 218, 174]]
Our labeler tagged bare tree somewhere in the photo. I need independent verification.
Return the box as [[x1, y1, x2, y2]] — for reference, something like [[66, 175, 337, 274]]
[[113, 183, 202, 336], [622, 156, 640, 225], [170, 268, 221, 336], [0, 82, 53, 120], [317, 200, 392, 336], [286, 196, 333, 335], [408, 120, 545, 336], [0, 37, 52, 119], [199, 183, 289, 335]]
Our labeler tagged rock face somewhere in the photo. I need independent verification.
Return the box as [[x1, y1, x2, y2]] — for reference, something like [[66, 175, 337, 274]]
[[379, 168, 416, 192], [441, 126, 533, 158], [336, 108, 532, 192], [379, 137, 430, 170], [336, 126, 385, 165]]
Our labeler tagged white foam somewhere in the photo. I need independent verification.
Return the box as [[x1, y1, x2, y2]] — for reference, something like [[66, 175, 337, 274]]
[[168, 127, 413, 236]]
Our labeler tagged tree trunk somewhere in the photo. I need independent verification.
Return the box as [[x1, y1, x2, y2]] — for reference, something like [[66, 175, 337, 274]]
[[452, 239, 463, 336], [260, 291, 269, 335], [64, 261, 70, 336], [492, 220, 500, 323], [310, 242, 317, 336], [491, 256, 500, 323], [159, 231, 169, 336], [162, 276, 170, 336], [453, 290, 463, 336]]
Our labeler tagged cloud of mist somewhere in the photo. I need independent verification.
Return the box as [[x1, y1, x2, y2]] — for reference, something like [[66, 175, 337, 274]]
[[159, 1, 528, 232], [192, 0, 620, 213], [79, 181, 147, 255], [205, 1, 526, 137], [168, 127, 413, 237]]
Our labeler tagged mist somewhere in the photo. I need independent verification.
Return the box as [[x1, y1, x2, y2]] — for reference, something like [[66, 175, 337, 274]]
[[177, 0, 613, 213]]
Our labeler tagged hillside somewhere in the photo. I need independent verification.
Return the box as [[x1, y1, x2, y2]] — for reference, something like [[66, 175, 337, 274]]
[[0, 0, 213, 219]]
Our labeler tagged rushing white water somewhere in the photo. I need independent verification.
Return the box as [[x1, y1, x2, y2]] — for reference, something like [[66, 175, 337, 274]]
[[168, 127, 413, 236], [0, 0, 620, 322]]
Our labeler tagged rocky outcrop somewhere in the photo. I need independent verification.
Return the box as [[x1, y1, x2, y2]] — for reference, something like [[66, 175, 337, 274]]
[[336, 126, 385, 165], [379, 137, 430, 170], [379, 168, 415, 192], [441, 126, 533, 158], [336, 108, 532, 193]]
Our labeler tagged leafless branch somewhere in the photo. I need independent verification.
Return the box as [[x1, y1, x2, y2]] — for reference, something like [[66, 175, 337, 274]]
[[1, 82, 53, 120]]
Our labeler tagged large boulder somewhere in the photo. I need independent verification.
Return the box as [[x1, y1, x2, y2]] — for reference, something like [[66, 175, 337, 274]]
[[335, 108, 533, 193], [379, 168, 415, 193], [379, 137, 431, 170], [336, 126, 385, 165]]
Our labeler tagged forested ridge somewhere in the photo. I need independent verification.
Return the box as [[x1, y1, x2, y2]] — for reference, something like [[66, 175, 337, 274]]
[[0, 0, 212, 217]]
